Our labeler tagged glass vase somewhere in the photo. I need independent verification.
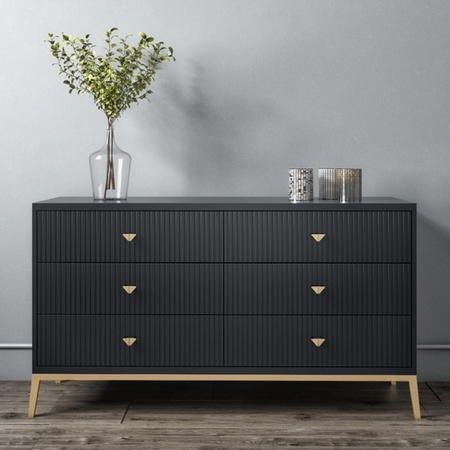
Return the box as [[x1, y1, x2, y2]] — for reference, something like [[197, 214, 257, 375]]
[[89, 122, 131, 200]]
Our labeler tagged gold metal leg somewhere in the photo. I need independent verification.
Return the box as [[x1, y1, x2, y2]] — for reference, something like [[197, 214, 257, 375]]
[[28, 375, 41, 418], [28, 373, 421, 420], [408, 376, 421, 420]]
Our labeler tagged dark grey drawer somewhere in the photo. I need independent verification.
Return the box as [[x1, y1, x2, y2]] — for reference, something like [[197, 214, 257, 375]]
[[224, 211, 411, 262], [36, 211, 223, 262], [36, 315, 223, 368], [225, 316, 412, 368], [225, 264, 412, 315], [37, 263, 223, 314]]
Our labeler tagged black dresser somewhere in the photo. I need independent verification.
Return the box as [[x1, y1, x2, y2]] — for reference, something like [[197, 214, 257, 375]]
[[29, 197, 420, 419]]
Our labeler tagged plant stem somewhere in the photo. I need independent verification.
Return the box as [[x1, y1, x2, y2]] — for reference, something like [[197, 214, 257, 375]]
[[103, 117, 116, 199], [109, 125, 116, 190]]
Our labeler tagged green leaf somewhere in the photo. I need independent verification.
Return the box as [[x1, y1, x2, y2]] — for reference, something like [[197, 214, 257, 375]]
[[47, 28, 174, 118]]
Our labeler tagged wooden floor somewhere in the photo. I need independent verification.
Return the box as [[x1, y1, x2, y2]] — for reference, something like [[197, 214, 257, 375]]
[[0, 381, 449, 448]]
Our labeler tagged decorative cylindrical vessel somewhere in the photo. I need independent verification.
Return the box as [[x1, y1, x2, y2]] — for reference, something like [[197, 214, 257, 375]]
[[288, 168, 313, 202], [89, 123, 131, 200], [318, 168, 338, 200], [335, 168, 362, 203]]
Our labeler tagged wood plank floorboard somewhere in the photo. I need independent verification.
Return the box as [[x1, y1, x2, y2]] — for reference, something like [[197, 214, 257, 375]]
[[0, 381, 449, 448]]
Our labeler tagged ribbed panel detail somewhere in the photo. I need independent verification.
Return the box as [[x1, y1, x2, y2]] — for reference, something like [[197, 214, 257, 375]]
[[225, 316, 412, 368], [37, 315, 223, 367], [225, 264, 411, 315], [37, 263, 223, 314], [318, 169, 338, 200], [33, 203, 416, 374], [36, 211, 223, 262], [224, 211, 411, 262]]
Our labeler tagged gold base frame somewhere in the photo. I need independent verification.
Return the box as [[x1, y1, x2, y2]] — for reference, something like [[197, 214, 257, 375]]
[[28, 373, 421, 420]]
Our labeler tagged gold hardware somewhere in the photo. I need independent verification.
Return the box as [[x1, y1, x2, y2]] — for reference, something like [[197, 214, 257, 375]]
[[122, 285, 137, 295], [311, 337, 326, 347], [122, 337, 137, 347], [28, 374, 421, 419], [311, 233, 326, 242], [311, 285, 326, 295], [122, 233, 136, 242]]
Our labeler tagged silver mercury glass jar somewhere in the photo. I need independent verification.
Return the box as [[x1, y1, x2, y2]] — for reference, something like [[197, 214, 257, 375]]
[[335, 168, 362, 203], [319, 168, 362, 202]]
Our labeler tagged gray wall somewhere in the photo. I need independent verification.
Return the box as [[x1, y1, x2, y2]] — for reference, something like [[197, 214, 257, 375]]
[[1, 0, 449, 380]]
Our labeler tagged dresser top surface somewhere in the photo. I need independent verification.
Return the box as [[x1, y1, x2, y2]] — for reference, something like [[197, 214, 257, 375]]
[[34, 197, 415, 211]]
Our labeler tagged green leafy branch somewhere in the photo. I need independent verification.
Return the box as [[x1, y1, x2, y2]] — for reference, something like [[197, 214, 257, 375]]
[[47, 28, 175, 121]]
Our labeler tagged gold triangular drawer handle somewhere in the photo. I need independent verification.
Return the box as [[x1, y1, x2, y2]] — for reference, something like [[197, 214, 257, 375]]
[[311, 285, 326, 295], [311, 337, 326, 347], [122, 233, 136, 242], [311, 233, 326, 242], [122, 337, 137, 347], [122, 285, 137, 295]]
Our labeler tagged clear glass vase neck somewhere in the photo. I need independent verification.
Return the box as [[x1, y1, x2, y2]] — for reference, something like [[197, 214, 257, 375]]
[[105, 123, 116, 146], [106, 116, 116, 127]]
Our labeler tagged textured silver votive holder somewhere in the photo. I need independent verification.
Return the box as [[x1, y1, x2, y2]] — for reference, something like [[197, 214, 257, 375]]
[[335, 168, 362, 203], [289, 168, 313, 202], [318, 168, 338, 200]]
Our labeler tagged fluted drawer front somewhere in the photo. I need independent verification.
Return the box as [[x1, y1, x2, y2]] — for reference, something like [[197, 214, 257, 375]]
[[36, 211, 223, 262], [37, 315, 223, 367], [225, 264, 411, 315], [225, 211, 411, 262], [225, 316, 412, 368], [37, 263, 223, 314]]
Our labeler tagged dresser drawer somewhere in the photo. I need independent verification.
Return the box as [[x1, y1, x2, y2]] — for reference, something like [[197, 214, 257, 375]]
[[36, 211, 223, 262], [225, 211, 411, 262], [225, 316, 412, 368], [36, 315, 223, 368], [225, 264, 411, 315], [37, 263, 223, 314]]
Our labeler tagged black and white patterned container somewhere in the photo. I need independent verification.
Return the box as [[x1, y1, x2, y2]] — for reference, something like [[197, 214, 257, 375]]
[[288, 168, 313, 202]]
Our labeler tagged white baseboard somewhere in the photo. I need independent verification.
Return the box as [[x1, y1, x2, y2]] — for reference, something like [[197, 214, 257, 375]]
[[0, 344, 32, 349]]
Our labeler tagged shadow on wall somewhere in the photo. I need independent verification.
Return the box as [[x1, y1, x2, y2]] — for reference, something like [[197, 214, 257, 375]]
[[417, 213, 450, 343], [161, 61, 241, 193], [140, 60, 272, 194], [133, 59, 317, 195]]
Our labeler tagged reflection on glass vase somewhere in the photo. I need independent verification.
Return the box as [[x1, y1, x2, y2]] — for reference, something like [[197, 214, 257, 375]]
[[89, 121, 131, 200]]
